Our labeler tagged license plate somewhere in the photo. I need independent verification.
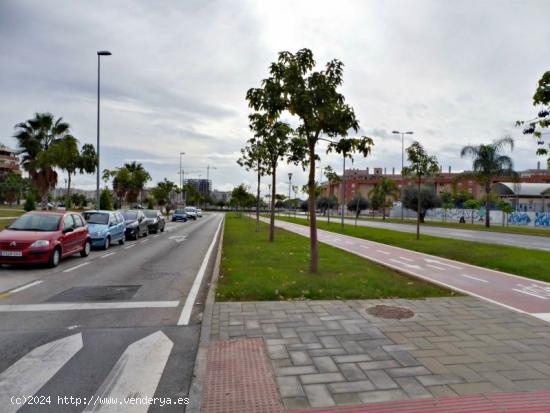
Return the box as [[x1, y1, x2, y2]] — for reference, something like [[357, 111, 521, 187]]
[[0, 251, 23, 257]]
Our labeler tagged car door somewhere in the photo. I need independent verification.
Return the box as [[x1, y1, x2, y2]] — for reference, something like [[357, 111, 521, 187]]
[[71, 214, 87, 251], [112, 213, 123, 240], [116, 212, 126, 238], [61, 214, 77, 254], [138, 211, 146, 234]]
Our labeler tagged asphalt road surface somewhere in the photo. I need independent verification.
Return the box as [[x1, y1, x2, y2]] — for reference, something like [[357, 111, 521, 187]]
[[268, 217, 550, 324], [291, 214, 550, 251], [0, 212, 224, 413]]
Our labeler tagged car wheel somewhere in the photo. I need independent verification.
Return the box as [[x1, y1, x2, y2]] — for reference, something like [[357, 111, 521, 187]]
[[119, 234, 125, 245], [104, 236, 110, 250], [49, 248, 61, 267], [160, 225, 165, 233], [81, 241, 91, 257], [144, 229, 149, 237]]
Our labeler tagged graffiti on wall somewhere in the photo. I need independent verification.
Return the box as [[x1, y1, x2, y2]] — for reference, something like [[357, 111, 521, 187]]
[[425, 208, 482, 222], [535, 212, 550, 228]]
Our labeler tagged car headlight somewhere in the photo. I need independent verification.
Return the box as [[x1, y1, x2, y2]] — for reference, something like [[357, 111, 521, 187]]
[[128, 222, 138, 228], [96, 231, 104, 237], [30, 240, 50, 248]]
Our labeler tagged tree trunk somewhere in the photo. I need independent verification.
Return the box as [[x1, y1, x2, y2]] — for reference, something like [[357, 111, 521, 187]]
[[416, 175, 421, 240], [256, 167, 260, 232], [308, 145, 318, 273], [66, 173, 72, 210], [269, 169, 276, 242], [485, 185, 491, 228], [382, 203, 386, 221], [327, 204, 330, 224]]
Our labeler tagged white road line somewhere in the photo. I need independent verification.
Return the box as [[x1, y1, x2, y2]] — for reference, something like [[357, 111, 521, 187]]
[[153, 234, 160, 238], [399, 256, 415, 262], [424, 258, 462, 269], [100, 252, 116, 259], [345, 240, 354, 245], [141, 239, 149, 243], [389, 258, 421, 270], [376, 250, 390, 255], [461, 274, 489, 283], [10, 280, 43, 293], [0, 333, 83, 413], [360, 245, 370, 250], [124, 244, 136, 249], [83, 331, 173, 413], [533, 313, 550, 322], [62, 262, 90, 273], [178, 217, 224, 326], [0, 301, 180, 312], [426, 264, 447, 271], [512, 289, 548, 300]]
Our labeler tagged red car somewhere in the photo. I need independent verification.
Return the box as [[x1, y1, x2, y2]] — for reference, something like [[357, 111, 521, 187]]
[[0, 211, 91, 267]]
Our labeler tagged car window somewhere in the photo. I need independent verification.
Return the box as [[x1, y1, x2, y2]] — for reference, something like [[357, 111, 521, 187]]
[[116, 213, 123, 223], [122, 211, 138, 220], [83, 212, 109, 225], [63, 215, 75, 231], [109, 213, 117, 224], [144, 210, 158, 218], [72, 214, 84, 227], [8, 214, 61, 232]]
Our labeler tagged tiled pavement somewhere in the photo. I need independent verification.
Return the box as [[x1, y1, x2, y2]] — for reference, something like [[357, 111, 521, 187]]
[[209, 297, 550, 410]]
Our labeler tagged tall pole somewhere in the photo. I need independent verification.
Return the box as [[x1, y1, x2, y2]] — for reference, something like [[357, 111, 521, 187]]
[[341, 154, 346, 230], [96, 51, 111, 210], [393, 130, 413, 221], [288, 173, 292, 218], [179, 152, 185, 204]]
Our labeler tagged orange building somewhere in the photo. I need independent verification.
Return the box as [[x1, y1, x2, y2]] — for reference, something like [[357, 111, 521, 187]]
[[0, 144, 20, 179]]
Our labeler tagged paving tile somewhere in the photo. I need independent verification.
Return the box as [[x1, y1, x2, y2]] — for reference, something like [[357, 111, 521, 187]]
[[396, 377, 432, 399], [449, 382, 498, 395], [339, 363, 367, 381], [290, 350, 313, 366], [301, 372, 345, 385], [359, 360, 400, 371], [282, 396, 309, 410], [386, 366, 432, 377], [276, 376, 304, 398], [358, 389, 408, 404], [312, 356, 339, 373], [417, 374, 464, 386], [328, 380, 375, 394], [277, 366, 317, 376], [426, 385, 458, 397], [364, 370, 398, 390], [303, 384, 336, 408], [334, 354, 372, 363], [332, 392, 363, 405]]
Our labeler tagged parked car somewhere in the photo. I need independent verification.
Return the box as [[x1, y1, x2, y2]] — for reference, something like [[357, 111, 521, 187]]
[[184, 206, 197, 220], [121, 210, 148, 239], [196, 208, 203, 218], [82, 210, 126, 249], [144, 209, 165, 233], [0, 211, 91, 267], [172, 209, 188, 222]]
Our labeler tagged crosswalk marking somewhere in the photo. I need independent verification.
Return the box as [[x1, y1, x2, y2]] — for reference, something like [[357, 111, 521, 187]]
[[83, 331, 173, 412], [0, 333, 83, 413]]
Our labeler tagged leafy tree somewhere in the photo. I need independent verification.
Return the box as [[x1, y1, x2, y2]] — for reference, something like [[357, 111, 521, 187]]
[[323, 166, 340, 224], [368, 178, 399, 221], [100, 188, 113, 210], [402, 142, 440, 239], [369, 190, 384, 219], [182, 182, 201, 206], [13, 113, 74, 205], [402, 185, 442, 224], [347, 193, 369, 225], [230, 184, 254, 216], [463, 199, 481, 224], [460, 137, 515, 228], [517, 71, 550, 166], [151, 179, 176, 212], [247, 48, 374, 272], [0, 172, 27, 205], [453, 189, 473, 208], [24, 195, 36, 212], [238, 140, 269, 233]]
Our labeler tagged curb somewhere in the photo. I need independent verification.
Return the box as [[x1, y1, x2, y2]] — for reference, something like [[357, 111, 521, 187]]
[[186, 214, 225, 413]]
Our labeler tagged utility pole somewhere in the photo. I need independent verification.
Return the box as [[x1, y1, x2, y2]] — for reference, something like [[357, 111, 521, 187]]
[[179, 152, 185, 205], [392, 130, 414, 221], [341, 154, 346, 230], [288, 173, 292, 218], [96, 50, 111, 209]]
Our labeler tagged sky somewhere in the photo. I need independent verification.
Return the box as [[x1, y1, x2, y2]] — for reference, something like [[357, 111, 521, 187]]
[[0, 0, 549, 198]]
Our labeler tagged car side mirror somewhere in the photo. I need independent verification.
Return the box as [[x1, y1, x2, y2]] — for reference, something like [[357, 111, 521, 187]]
[[63, 227, 74, 234], [109, 222, 115, 227]]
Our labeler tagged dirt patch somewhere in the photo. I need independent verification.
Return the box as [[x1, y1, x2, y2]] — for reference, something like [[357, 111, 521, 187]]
[[366, 305, 414, 320]]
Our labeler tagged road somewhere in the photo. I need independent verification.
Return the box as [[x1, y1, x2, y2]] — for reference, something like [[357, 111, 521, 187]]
[[268, 217, 550, 323], [289, 214, 550, 251], [0, 213, 224, 413]]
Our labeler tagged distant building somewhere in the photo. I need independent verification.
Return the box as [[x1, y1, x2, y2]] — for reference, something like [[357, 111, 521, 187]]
[[0, 144, 21, 179], [211, 190, 232, 203], [185, 178, 211, 195]]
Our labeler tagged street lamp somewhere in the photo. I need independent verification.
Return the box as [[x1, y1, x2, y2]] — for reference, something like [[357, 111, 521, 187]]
[[179, 152, 185, 204], [392, 130, 414, 220], [288, 173, 293, 218], [96, 50, 112, 209]]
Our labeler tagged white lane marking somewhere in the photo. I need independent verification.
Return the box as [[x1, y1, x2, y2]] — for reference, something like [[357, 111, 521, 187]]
[[399, 256, 415, 262], [461, 274, 489, 283], [424, 258, 462, 269], [345, 240, 354, 245], [62, 262, 90, 273], [376, 250, 390, 255], [533, 313, 550, 322], [169, 235, 188, 243], [100, 252, 116, 259], [0, 333, 83, 413], [427, 264, 447, 271], [389, 258, 421, 270], [10, 280, 43, 293], [178, 217, 224, 326], [153, 234, 160, 238], [360, 245, 370, 250], [83, 331, 173, 413], [0, 301, 180, 312], [141, 239, 149, 243], [512, 289, 548, 300], [124, 244, 136, 249]]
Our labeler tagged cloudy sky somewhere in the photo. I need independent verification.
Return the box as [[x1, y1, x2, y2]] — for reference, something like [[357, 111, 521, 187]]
[[1, 0, 549, 197]]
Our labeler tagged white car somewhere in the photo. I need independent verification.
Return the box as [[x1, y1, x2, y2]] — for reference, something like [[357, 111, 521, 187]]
[[196, 208, 203, 218], [184, 206, 197, 220]]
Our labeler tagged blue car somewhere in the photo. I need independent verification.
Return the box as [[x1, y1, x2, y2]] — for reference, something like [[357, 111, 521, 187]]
[[172, 209, 188, 222], [82, 210, 126, 250]]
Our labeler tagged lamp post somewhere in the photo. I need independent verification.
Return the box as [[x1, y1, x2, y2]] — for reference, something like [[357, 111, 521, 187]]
[[341, 154, 346, 230], [96, 50, 111, 210], [392, 130, 414, 220], [179, 152, 185, 204], [288, 173, 293, 218]]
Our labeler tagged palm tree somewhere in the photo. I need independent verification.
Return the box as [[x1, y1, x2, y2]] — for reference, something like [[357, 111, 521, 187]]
[[460, 136, 515, 227], [123, 162, 151, 204], [14, 113, 73, 205], [368, 178, 399, 220]]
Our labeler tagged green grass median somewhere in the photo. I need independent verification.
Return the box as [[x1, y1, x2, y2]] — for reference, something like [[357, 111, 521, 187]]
[[217, 214, 454, 301], [275, 215, 550, 283]]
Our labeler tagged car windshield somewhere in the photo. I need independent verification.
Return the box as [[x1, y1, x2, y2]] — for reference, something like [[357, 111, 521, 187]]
[[144, 210, 158, 218], [83, 212, 109, 225], [8, 214, 61, 232], [175, 209, 185, 214], [185, 207, 195, 212], [122, 211, 138, 220]]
